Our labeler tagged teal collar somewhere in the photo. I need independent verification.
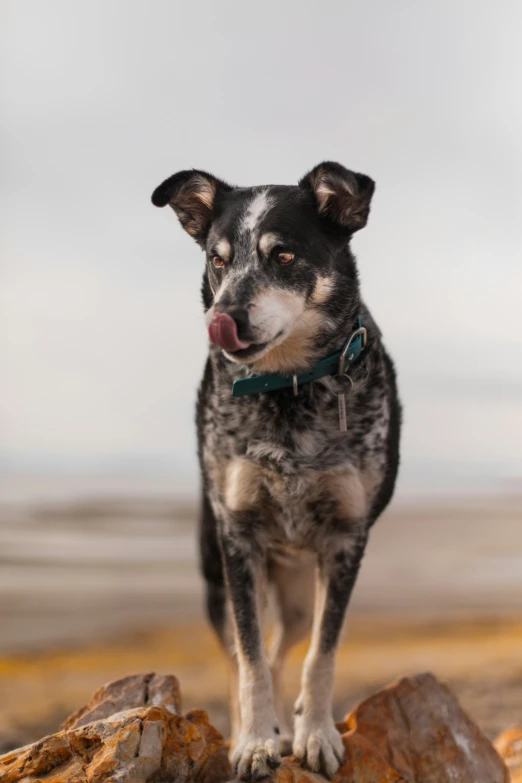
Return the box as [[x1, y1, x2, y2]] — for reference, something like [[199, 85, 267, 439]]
[[232, 318, 367, 398]]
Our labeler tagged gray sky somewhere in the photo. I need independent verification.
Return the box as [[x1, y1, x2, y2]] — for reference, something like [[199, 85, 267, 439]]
[[2, 0, 522, 490]]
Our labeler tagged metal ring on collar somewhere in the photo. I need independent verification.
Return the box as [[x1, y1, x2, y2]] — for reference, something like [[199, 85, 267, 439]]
[[338, 326, 367, 376]]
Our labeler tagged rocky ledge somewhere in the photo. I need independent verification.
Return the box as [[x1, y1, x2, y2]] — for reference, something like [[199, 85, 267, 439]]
[[0, 671, 517, 783]]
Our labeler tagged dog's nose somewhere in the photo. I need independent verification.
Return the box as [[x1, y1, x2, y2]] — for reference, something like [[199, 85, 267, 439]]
[[213, 303, 251, 340], [225, 308, 250, 341]]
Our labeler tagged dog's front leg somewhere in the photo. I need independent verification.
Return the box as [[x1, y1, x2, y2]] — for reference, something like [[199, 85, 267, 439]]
[[220, 531, 281, 780], [293, 533, 367, 778]]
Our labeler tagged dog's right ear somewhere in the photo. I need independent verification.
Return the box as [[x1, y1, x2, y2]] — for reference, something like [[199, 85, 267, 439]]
[[151, 169, 232, 246]]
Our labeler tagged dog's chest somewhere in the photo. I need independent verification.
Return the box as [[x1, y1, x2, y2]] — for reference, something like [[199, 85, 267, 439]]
[[261, 469, 326, 545], [205, 373, 388, 471], [201, 361, 390, 543]]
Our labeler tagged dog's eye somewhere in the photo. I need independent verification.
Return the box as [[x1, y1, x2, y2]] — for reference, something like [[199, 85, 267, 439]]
[[212, 256, 225, 268], [277, 251, 294, 264]]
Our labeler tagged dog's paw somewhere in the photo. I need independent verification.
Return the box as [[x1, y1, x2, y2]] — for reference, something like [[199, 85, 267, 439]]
[[232, 732, 281, 781], [293, 711, 344, 779]]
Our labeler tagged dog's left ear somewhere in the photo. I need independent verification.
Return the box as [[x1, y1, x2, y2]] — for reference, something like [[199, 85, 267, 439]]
[[151, 169, 232, 246], [299, 161, 375, 233]]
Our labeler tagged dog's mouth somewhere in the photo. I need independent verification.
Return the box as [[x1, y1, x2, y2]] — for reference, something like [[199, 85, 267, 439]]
[[224, 341, 271, 361], [208, 311, 282, 362]]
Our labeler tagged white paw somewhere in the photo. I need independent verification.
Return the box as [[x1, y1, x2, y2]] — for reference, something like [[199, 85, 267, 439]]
[[232, 731, 281, 781], [293, 709, 344, 778]]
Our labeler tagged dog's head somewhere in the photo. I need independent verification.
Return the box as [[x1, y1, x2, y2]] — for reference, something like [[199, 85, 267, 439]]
[[152, 162, 374, 373]]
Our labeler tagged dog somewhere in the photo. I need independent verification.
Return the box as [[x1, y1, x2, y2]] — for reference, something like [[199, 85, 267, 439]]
[[152, 162, 401, 781]]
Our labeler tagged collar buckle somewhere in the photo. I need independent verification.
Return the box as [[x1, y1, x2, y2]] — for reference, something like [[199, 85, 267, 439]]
[[338, 326, 367, 376]]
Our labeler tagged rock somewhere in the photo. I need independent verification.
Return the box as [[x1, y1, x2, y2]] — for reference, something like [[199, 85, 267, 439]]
[[0, 670, 509, 783], [266, 673, 506, 783], [344, 671, 508, 783], [335, 729, 406, 782], [494, 726, 522, 782], [0, 698, 230, 783], [269, 726, 407, 783], [61, 672, 182, 729]]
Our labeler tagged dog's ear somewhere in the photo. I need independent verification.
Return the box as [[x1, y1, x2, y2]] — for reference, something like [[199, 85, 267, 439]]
[[299, 162, 375, 233], [151, 169, 232, 246]]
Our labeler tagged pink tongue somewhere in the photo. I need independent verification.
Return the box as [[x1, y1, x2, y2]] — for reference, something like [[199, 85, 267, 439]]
[[208, 312, 251, 352]]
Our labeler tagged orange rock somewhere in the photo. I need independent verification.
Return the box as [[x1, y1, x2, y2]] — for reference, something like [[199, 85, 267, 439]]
[[0, 732, 72, 782], [270, 758, 326, 783], [345, 671, 509, 783], [0, 705, 231, 783], [337, 728, 406, 782], [61, 672, 182, 729], [267, 728, 405, 783], [154, 708, 231, 783], [494, 726, 522, 783]]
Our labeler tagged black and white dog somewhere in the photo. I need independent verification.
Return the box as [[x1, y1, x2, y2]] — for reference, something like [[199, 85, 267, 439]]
[[152, 162, 401, 781]]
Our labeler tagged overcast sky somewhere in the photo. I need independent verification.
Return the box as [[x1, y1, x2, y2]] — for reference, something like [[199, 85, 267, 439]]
[[2, 0, 521, 491]]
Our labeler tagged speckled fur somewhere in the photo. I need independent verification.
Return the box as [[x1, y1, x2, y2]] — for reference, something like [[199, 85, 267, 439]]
[[152, 162, 401, 780]]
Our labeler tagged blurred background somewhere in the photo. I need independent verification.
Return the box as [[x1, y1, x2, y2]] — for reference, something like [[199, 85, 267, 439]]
[[1, 0, 521, 753]]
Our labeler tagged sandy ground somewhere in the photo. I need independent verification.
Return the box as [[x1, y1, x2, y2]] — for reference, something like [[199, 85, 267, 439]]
[[1, 615, 522, 754], [0, 481, 521, 752]]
